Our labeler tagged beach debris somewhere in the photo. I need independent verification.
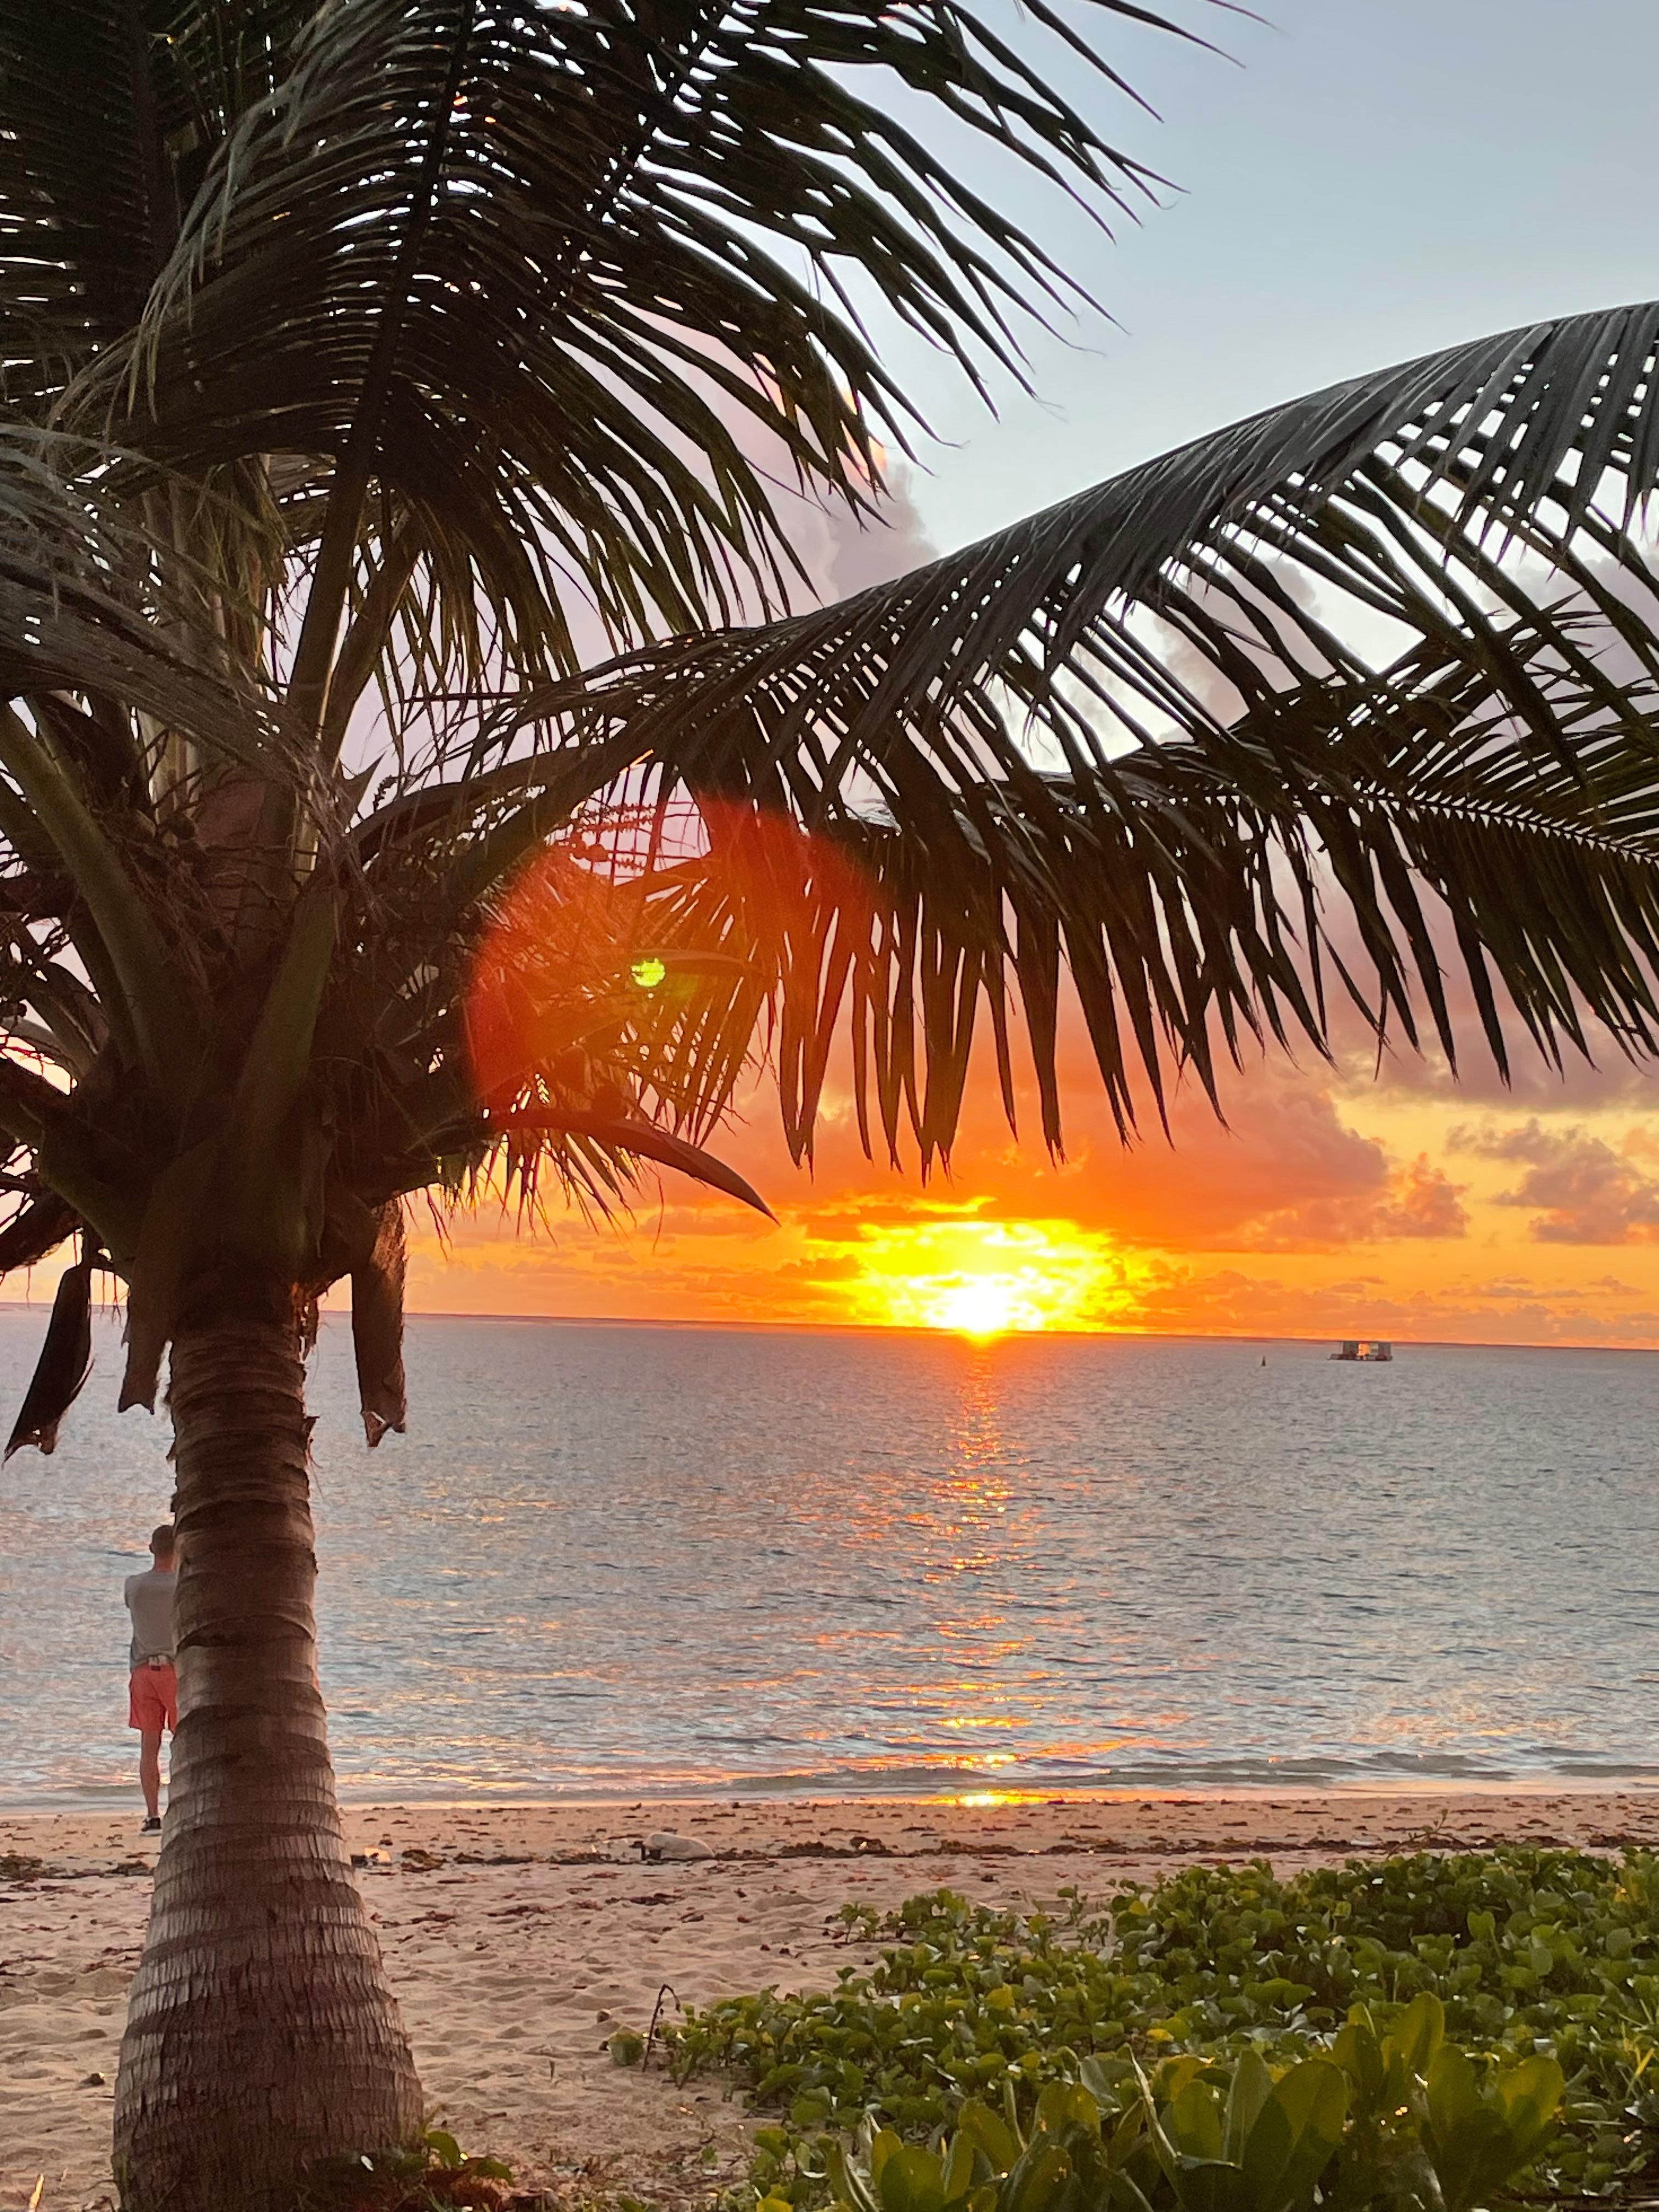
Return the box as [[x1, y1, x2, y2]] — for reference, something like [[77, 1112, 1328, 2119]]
[[779, 1833, 891, 1859], [601, 1829, 714, 1861], [400, 1846, 444, 1871], [646, 1829, 713, 1861], [644, 1980, 682, 2067]]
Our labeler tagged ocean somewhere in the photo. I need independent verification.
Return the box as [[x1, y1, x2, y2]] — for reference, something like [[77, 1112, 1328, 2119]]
[[4, 1311, 1656, 1806]]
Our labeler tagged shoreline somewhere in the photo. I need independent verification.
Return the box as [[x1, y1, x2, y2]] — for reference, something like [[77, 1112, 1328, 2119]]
[[7, 1789, 1659, 2209], [8, 1775, 1658, 1818]]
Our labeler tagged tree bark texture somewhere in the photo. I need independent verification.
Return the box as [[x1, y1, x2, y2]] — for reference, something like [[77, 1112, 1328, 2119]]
[[114, 1314, 423, 2209]]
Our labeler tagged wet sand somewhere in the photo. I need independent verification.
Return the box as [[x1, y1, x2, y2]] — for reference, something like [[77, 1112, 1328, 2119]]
[[4, 1788, 1658, 2210]]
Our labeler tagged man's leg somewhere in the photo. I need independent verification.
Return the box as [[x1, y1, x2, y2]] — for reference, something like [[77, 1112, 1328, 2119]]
[[139, 1726, 162, 1821]]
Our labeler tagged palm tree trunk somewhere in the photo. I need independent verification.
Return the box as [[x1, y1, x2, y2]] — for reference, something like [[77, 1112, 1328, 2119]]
[[114, 1310, 424, 2210]]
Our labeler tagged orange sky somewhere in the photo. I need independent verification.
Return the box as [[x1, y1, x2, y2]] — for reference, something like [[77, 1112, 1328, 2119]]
[[405, 999, 1659, 1351]]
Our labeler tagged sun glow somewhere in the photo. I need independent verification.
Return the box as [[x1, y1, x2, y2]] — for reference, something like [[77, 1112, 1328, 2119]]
[[933, 1277, 1033, 1338], [842, 1218, 1134, 1338]]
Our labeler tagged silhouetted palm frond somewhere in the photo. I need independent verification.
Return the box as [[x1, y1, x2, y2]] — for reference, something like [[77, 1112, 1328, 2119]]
[[60, 0, 1215, 701], [454, 303, 1659, 1156]]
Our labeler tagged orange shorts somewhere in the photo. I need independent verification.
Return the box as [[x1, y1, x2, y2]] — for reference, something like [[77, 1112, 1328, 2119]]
[[128, 1663, 177, 1735]]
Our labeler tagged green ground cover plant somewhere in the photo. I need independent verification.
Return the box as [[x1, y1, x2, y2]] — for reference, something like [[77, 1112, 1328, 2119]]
[[298, 2130, 516, 2212], [669, 1852, 1659, 2210]]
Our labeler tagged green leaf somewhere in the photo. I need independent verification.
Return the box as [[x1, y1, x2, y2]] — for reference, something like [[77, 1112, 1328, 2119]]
[[1330, 2021, 1386, 2118], [1492, 2056, 1564, 2159], [957, 2100, 1020, 2175], [1221, 2050, 1273, 2163], [1386, 1991, 1446, 2078], [1165, 2076, 1224, 2164], [1238, 2061, 1347, 2212], [1002, 2143, 1074, 2212], [876, 2141, 948, 2212]]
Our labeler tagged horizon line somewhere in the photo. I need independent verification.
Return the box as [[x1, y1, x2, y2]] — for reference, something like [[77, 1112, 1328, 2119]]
[[3, 1300, 1655, 1358]]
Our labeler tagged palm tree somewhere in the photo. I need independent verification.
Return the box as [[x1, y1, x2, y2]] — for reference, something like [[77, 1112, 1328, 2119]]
[[8, 0, 1659, 2203]]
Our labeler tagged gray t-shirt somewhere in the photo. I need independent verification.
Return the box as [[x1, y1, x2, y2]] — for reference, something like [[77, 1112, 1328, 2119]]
[[123, 1567, 176, 1668]]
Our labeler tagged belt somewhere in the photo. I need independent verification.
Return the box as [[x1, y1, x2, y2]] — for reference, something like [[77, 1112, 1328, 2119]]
[[137, 1656, 174, 1669]]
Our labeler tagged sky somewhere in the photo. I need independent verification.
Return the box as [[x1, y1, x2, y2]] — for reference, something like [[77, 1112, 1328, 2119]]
[[415, 3, 1659, 1346]]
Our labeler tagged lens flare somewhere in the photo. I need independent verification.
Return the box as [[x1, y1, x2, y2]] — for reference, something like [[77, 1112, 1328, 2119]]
[[464, 804, 874, 1119]]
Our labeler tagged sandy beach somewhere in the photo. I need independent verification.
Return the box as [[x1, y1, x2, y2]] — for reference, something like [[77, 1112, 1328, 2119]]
[[0, 1787, 1654, 2203], [4, 1788, 1658, 2210]]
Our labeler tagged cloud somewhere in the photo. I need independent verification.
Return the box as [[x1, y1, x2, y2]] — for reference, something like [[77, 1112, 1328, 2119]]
[[821, 465, 935, 597], [685, 1039, 1469, 1262], [1454, 1119, 1659, 1243], [744, 435, 936, 608], [526, 996, 1477, 1267], [946, 1060, 1469, 1253], [1119, 1257, 1659, 1349], [1372, 1153, 1471, 1239]]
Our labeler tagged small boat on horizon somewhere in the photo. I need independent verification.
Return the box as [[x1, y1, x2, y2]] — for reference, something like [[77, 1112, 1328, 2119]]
[[1331, 1339, 1393, 1362]]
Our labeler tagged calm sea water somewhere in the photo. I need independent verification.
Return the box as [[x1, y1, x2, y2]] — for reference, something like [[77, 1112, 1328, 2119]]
[[3, 1311, 1657, 1806]]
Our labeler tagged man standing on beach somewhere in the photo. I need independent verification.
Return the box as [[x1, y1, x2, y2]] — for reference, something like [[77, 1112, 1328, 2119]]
[[124, 1525, 177, 1833]]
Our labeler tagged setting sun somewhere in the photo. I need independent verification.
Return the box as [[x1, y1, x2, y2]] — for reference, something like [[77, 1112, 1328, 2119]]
[[930, 1277, 1031, 1338], [840, 1218, 1136, 1337]]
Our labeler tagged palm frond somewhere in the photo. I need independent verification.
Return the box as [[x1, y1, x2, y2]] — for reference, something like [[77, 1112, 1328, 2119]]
[[0, 1185, 79, 1280], [0, 431, 269, 743], [0, 2, 167, 408], [487, 1109, 774, 1218], [467, 300, 1659, 1158], [0, 433, 315, 1106], [66, 0, 1212, 693], [1, 0, 332, 413], [349, 1200, 408, 1447], [3, 1248, 93, 1457]]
